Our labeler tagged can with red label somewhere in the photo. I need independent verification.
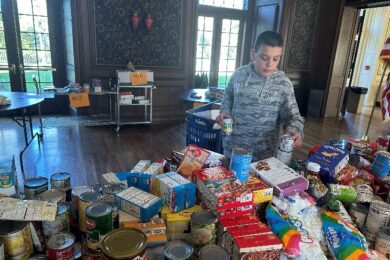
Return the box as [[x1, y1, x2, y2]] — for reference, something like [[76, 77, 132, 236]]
[[85, 202, 113, 251], [46, 232, 75, 260]]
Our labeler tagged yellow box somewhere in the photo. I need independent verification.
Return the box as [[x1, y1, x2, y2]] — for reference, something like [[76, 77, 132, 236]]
[[242, 174, 273, 204]]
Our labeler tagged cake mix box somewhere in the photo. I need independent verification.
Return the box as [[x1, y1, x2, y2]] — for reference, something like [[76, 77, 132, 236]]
[[114, 186, 162, 222], [242, 174, 273, 204], [307, 144, 349, 184], [138, 162, 164, 192], [232, 233, 283, 260], [127, 160, 151, 187], [178, 144, 211, 180], [195, 167, 253, 211], [250, 157, 309, 197]]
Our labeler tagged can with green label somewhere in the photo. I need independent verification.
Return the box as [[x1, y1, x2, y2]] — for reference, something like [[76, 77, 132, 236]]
[[85, 202, 113, 251]]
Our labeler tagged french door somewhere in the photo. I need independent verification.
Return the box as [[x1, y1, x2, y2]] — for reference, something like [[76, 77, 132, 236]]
[[0, 0, 55, 93]]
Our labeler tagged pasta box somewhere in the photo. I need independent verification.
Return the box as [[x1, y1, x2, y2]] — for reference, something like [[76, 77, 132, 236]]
[[114, 186, 162, 222]]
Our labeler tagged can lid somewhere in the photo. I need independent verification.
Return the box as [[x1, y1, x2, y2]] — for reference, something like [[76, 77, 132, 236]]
[[306, 162, 321, 173], [47, 232, 75, 250], [79, 191, 103, 202], [101, 228, 147, 259], [57, 202, 69, 215], [191, 210, 217, 225], [71, 185, 94, 197], [199, 245, 229, 260], [38, 189, 64, 203], [164, 241, 193, 260], [0, 220, 28, 234], [86, 202, 112, 217], [24, 176, 48, 187], [50, 172, 70, 181]]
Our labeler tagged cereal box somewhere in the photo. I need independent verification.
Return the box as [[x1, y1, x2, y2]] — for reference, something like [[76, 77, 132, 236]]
[[115, 187, 162, 222], [127, 160, 151, 187], [250, 157, 309, 197], [232, 233, 282, 260], [242, 174, 273, 204]]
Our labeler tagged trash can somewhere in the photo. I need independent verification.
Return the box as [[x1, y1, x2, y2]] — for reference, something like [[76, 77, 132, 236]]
[[346, 86, 368, 113]]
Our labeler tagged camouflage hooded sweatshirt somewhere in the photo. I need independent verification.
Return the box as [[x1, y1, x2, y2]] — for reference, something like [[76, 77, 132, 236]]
[[220, 63, 304, 161]]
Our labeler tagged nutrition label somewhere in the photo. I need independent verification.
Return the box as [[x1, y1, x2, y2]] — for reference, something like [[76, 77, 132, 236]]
[[0, 198, 57, 221]]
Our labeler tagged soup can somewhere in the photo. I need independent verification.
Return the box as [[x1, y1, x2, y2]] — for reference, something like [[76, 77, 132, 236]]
[[50, 172, 71, 191], [85, 202, 113, 250], [199, 245, 229, 260], [24, 177, 48, 199], [0, 169, 13, 189], [70, 185, 94, 226], [279, 134, 294, 152], [356, 184, 373, 203], [365, 201, 390, 236], [348, 203, 368, 229], [102, 183, 127, 203], [229, 148, 252, 182], [375, 226, 390, 258], [82, 242, 103, 259], [37, 189, 66, 203], [191, 210, 217, 255], [46, 232, 75, 260], [164, 241, 193, 260], [79, 191, 104, 232], [0, 220, 33, 258], [42, 202, 70, 240], [100, 228, 147, 259]]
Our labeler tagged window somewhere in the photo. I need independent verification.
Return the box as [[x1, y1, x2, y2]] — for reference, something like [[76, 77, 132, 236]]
[[0, 4, 10, 91], [195, 0, 247, 88]]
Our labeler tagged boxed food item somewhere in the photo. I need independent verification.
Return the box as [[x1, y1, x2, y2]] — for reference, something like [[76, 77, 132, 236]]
[[138, 162, 164, 192], [122, 218, 166, 231], [307, 144, 349, 184], [127, 160, 152, 188], [117, 70, 154, 85], [232, 233, 282, 260], [250, 157, 309, 197], [178, 144, 210, 180], [161, 205, 202, 220], [114, 186, 162, 222], [118, 209, 141, 226], [242, 174, 273, 204], [165, 172, 196, 209], [101, 172, 128, 186]]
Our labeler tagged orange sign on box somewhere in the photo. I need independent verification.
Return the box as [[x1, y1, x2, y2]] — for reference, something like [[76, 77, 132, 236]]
[[130, 71, 147, 85], [69, 92, 90, 108]]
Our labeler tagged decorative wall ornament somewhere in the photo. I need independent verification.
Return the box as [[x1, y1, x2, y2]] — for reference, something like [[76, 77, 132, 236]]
[[94, 0, 183, 68], [287, 0, 320, 71]]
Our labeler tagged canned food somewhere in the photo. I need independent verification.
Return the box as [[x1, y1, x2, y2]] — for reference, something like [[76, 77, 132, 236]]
[[46, 232, 75, 260], [229, 148, 252, 182], [42, 202, 70, 240], [50, 172, 71, 191], [279, 134, 294, 152], [365, 201, 390, 237], [356, 184, 373, 203], [86, 202, 113, 250], [375, 226, 390, 258], [102, 183, 127, 203], [37, 189, 66, 203], [79, 191, 104, 232], [163, 241, 193, 260], [0, 220, 33, 258], [199, 245, 229, 260], [70, 185, 94, 226], [24, 177, 48, 199], [191, 210, 217, 255], [222, 118, 233, 135], [82, 242, 103, 259], [110, 203, 119, 229], [348, 203, 368, 229], [372, 151, 390, 179], [100, 228, 147, 259], [29, 222, 46, 253], [0, 169, 13, 188]]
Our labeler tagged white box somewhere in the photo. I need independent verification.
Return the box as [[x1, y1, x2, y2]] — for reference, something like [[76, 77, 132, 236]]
[[117, 70, 154, 84]]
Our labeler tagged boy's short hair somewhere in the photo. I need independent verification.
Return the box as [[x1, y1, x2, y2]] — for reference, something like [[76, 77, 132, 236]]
[[254, 31, 283, 52]]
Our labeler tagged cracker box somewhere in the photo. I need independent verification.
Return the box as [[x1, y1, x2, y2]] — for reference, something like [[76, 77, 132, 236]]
[[115, 187, 162, 222], [232, 233, 283, 260], [127, 160, 152, 188], [139, 162, 164, 192], [250, 157, 309, 197], [242, 174, 273, 204], [101, 172, 128, 186], [307, 144, 349, 184]]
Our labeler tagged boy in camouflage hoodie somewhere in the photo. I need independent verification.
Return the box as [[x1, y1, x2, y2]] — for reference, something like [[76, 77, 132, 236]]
[[217, 31, 304, 161]]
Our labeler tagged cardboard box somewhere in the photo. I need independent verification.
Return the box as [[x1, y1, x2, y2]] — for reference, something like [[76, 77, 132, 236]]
[[232, 234, 282, 260], [127, 160, 151, 188], [101, 172, 128, 186], [117, 70, 154, 85], [242, 174, 273, 204]]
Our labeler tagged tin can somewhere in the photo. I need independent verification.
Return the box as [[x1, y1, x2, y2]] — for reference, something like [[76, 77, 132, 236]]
[[276, 149, 292, 165], [191, 210, 217, 255], [164, 241, 193, 260], [50, 172, 71, 191], [110, 203, 119, 229], [37, 189, 66, 203], [82, 242, 103, 259], [85, 202, 113, 250], [100, 228, 147, 259], [24, 176, 48, 199], [365, 201, 390, 236], [29, 222, 46, 253], [79, 191, 104, 232], [46, 232, 75, 260], [0, 170, 13, 188], [199, 245, 229, 260], [356, 184, 373, 203], [375, 226, 390, 258], [0, 221, 33, 258], [372, 151, 390, 179], [229, 148, 252, 182], [348, 203, 368, 229], [0, 238, 4, 260], [279, 134, 294, 152], [102, 183, 127, 203], [70, 185, 94, 226], [42, 202, 70, 240], [222, 118, 233, 135]]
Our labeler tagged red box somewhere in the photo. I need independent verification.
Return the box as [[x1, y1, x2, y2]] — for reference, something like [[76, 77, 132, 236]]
[[233, 234, 282, 260]]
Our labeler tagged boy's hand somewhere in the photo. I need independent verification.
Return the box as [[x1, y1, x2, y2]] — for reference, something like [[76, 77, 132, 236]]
[[216, 112, 233, 126]]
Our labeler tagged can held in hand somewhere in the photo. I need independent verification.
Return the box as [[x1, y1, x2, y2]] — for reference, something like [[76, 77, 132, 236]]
[[229, 148, 252, 182], [85, 202, 113, 251], [222, 118, 233, 135], [375, 226, 390, 258], [46, 232, 75, 260], [24, 177, 48, 199], [191, 210, 217, 255], [0, 221, 33, 258], [279, 134, 294, 152], [42, 202, 70, 240]]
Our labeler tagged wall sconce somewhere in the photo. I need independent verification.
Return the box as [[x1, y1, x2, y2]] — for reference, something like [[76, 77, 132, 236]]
[[145, 13, 154, 31], [131, 11, 140, 29]]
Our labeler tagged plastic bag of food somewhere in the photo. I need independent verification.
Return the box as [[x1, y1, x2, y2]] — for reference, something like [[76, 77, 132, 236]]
[[329, 184, 357, 204]]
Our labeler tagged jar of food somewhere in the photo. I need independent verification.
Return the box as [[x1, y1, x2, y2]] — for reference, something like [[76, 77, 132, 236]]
[[305, 162, 321, 178]]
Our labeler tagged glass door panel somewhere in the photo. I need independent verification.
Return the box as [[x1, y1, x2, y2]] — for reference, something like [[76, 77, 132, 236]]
[[0, 4, 11, 91]]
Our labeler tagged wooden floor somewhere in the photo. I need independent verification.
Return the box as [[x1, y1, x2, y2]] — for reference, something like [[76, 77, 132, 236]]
[[0, 108, 388, 188]]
